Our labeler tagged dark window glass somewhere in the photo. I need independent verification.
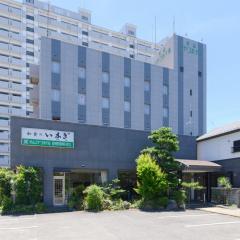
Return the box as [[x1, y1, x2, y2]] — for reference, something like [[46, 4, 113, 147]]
[[26, 51, 34, 56], [198, 71, 202, 77], [130, 54, 134, 59], [180, 66, 184, 72], [26, 63, 30, 67], [26, 27, 34, 32], [26, 15, 34, 21], [82, 42, 88, 47], [82, 31, 88, 36], [129, 44, 135, 49], [26, 39, 34, 44], [190, 111, 193, 117], [233, 140, 240, 152], [190, 89, 192, 96]]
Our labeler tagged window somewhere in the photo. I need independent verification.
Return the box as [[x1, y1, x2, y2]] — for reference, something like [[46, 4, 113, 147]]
[[26, 51, 34, 56], [144, 104, 150, 115], [52, 89, 60, 101], [124, 101, 130, 112], [82, 42, 88, 47], [129, 44, 135, 49], [163, 108, 168, 118], [190, 110, 193, 117], [26, 39, 34, 44], [26, 63, 30, 67], [79, 67, 86, 79], [144, 81, 150, 91], [52, 62, 60, 74], [81, 16, 88, 21], [180, 66, 184, 72], [198, 71, 202, 77], [190, 89, 192, 96], [130, 54, 134, 59], [102, 72, 109, 83], [124, 77, 130, 87], [233, 140, 240, 153], [102, 98, 109, 109], [163, 85, 168, 95], [26, 27, 34, 32], [82, 31, 88, 36], [26, 15, 34, 21], [78, 94, 86, 105]]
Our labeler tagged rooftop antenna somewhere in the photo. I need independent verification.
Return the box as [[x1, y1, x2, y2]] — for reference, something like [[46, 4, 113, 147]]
[[47, 0, 51, 37], [154, 16, 157, 49], [173, 16, 175, 34]]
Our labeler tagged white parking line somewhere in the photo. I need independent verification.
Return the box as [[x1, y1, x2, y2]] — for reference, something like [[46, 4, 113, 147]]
[[158, 213, 217, 219], [185, 221, 240, 228], [0, 226, 39, 230]]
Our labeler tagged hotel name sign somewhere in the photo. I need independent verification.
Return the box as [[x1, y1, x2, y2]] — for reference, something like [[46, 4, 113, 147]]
[[21, 128, 74, 149]]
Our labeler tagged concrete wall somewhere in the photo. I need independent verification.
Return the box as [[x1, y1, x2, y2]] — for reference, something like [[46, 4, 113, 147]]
[[37, 37, 205, 136], [10, 116, 197, 205]]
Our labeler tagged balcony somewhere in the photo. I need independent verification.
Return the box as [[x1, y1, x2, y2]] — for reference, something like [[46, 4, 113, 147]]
[[0, 131, 9, 141], [0, 155, 9, 167], [0, 93, 9, 102], [0, 119, 9, 128], [0, 106, 25, 116], [0, 144, 9, 153], [0, 81, 24, 92], [11, 95, 23, 104]]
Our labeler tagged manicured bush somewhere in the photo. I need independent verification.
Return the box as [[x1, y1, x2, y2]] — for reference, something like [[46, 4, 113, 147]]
[[68, 185, 85, 210], [1, 196, 14, 214], [15, 166, 42, 205], [135, 154, 168, 201], [84, 185, 104, 211], [35, 202, 47, 214], [0, 168, 13, 205], [173, 190, 187, 208], [158, 196, 169, 208]]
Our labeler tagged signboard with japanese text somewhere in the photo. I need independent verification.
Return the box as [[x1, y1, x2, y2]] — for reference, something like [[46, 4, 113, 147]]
[[21, 128, 74, 149]]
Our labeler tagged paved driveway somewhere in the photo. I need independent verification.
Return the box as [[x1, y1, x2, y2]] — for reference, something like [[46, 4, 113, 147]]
[[1, 209, 240, 240]]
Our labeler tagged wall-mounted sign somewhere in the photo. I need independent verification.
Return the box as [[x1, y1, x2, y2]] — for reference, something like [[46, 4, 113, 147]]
[[184, 41, 198, 56], [21, 128, 74, 149]]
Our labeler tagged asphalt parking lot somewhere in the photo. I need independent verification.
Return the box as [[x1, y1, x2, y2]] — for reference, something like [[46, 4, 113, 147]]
[[1, 209, 240, 240]]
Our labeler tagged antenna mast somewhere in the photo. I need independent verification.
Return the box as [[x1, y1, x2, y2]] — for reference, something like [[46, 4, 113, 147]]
[[154, 16, 157, 49]]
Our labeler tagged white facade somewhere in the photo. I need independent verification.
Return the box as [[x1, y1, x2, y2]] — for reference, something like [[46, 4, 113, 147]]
[[197, 122, 240, 161], [0, 0, 206, 166]]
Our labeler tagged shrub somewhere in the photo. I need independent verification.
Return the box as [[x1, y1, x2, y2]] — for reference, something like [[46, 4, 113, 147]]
[[173, 190, 187, 207], [68, 185, 85, 210], [15, 166, 42, 205], [158, 196, 169, 208], [217, 176, 232, 205], [1, 196, 14, 214], [135, 154, 168, 201], [102, 179, 126, 201], [12, 205, 34, 214], [111, 199, 131, 211], [35, 203, 47, 214], [84, 185, 104, 211], [0, 168, 13, 205]]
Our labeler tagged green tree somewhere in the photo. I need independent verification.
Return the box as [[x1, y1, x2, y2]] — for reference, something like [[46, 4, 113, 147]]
[[15, 166, 42, 205], [218, 176, 232, 205], [142, 128, 181, 190], [0, 168, 13, 205], [135, 154, 168, 201]]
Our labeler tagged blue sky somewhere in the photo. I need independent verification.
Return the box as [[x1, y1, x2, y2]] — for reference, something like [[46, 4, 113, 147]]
[[24, 0, 240, 131]]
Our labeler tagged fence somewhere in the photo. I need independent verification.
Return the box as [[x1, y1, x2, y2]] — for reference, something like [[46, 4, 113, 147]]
[[212, 187, 240, 206]]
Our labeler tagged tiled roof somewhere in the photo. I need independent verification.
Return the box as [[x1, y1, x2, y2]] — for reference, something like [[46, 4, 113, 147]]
[[197, 121, 240, 141]]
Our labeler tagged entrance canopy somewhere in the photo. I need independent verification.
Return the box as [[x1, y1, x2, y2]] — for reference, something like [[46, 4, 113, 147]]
[[176, 159, 222, 173]]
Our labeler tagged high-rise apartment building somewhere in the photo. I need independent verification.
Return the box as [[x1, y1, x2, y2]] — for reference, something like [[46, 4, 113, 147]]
[[0, 0, 206, 167]]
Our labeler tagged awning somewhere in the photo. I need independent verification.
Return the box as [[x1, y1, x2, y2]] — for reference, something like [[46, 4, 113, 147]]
[[176, 159, 222, 173]]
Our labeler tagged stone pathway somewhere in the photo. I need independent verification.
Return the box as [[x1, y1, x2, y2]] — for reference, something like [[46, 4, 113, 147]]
[[199, 206, 240, 218]]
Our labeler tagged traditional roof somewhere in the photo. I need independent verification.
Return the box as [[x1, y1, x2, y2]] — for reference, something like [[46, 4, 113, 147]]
[[176, 159, 222, 172], [197, 121, 240, 142]]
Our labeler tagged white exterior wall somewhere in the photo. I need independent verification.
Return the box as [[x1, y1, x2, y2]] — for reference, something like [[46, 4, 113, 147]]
[[197, 132, 240, 161]]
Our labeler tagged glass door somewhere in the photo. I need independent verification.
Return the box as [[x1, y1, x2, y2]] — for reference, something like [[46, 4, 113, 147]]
[[53, 176, 65, 206]]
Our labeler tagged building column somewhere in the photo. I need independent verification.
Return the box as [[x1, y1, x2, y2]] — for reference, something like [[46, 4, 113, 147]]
[[43, 167, 53, 206], [206, 172, 212, 202]]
